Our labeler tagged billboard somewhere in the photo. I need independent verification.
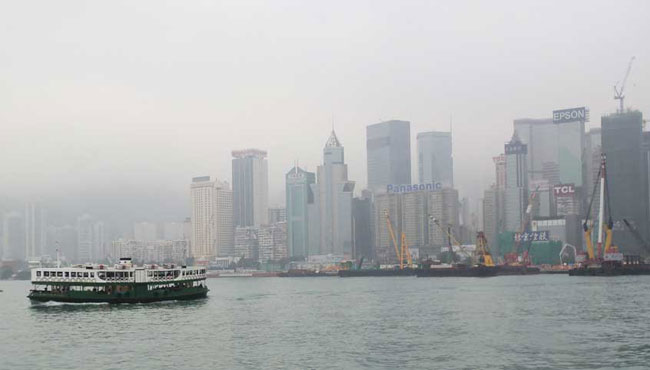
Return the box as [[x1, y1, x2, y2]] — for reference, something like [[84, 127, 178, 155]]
[[553, 107, 588, 123], [514, 231, 550, 242], [387, 183, 442, 194], [504, 142, 527, 155], [553, 184, 575, 197]]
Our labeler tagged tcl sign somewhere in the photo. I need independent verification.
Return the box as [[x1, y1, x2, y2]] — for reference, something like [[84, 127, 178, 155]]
[[553, 184, 575, 196]]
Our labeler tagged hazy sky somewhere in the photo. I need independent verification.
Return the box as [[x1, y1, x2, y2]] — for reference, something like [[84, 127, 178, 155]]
[[1, 0, 649, 224]]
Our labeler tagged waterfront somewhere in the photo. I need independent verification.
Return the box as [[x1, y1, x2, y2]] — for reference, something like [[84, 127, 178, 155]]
[[2, 276, 650, 369]]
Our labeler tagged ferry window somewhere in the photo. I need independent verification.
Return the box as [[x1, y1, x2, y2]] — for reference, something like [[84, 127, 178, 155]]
[[37, 271, 41, 277], [65, 272, 69, 277], [83, 272, 89, 278], [57, 271, 62, 277], [71, 272, 76, 277], [130, 272, 133, 277], [90, 272, 94, 278]]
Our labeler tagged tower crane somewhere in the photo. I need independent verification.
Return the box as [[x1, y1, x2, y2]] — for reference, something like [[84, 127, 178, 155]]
[[614, 56, 636, 113]]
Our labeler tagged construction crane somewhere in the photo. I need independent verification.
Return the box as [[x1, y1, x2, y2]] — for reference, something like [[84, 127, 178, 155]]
[[475, 232, 495, 267], [430, 217, 478, 265], [623, 219, 650, 255], [614, 56, 636, 113], [384, 210, 412, 269], [505, 185, 540, 265], [583, 154, 619, 262]]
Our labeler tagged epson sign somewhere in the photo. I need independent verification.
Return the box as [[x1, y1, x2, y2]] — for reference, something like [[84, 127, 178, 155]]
[[553, 107, 588, 124], [387, 183, 443, 194]]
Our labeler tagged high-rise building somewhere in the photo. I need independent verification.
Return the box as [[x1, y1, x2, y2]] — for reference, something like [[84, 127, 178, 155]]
[[232, 149, 269, 227], [285, 166, 316, 258], [2, 212, 25, 261], [46, 225, 78, 261], [77, 214, 94, 262], [427, 188, 460, 250], [317, 131, 355, 256], [504, 133, 528, 232], [366, 120, 411, 193], [268, 207, 287, 224], [214, 180, 234, 257], [190, 176, 233, 260], [494, 154, 507, 190], [602, 111, 649, 255], [482, 186, 500, 255], [417, 131, 453, 187], [134, 222, 157, 242], [513, 118, 557, 183], [257, 222, 288, 263], [352, 190, 374, 259], [24, 203, 46, 260], [92, 221, 106, 261]]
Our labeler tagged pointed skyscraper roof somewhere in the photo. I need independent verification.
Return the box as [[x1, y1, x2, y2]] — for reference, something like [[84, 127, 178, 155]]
[[325, 130, 341, 148]]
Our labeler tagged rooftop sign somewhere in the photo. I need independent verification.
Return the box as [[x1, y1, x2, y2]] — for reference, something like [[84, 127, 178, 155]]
[[387, 183, 443, 194], [553, 107, 589, 123]]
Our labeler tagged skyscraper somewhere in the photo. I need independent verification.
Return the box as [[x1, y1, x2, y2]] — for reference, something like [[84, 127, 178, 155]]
[[2, 212, 25, 261], [317, 131, 355, 256], [25, 202, 46, 259], [601, 111, 649, 255], [513, 118, 556, 183], [77, 214, 94, 262], [417, 131, 453, 187], [232, 149, 269, 227], [190, 176, 233, 259], [504, 133, 528, 232], [366, 120, 411, 192], [285, 166, 316, 258]]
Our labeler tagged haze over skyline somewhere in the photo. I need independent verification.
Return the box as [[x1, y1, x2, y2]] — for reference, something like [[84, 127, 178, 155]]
[[1, 0, 649, 224]]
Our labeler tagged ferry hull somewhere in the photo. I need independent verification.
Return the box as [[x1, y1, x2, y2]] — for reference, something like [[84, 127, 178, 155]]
[[28, 286, 209, 304]]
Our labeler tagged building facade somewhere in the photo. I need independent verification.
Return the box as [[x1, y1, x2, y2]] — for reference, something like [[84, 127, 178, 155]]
[[417, 131, 453, 187], [285, 166, 316, 258], [601, 111, 650, 255], [24, 203, 46, 260], [232, 149, 269, 227], [190, 176, 234, 260], [504, 133, 529, 232], [317, 131, 355, 256], [366, 120, 411, 193]]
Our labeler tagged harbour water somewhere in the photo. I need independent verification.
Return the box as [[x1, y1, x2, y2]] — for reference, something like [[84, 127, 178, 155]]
[[2, 275, 650, 369]]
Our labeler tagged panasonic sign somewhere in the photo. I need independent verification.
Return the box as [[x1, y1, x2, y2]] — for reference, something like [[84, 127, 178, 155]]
[[387, 183, 443, 194], [553, 107, 588, 124]]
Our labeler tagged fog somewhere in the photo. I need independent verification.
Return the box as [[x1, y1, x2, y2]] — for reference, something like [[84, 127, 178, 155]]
[[1, 0, 649, 228]]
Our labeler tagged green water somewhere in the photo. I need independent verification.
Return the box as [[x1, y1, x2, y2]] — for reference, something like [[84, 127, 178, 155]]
[[1, 276, 650, 369]]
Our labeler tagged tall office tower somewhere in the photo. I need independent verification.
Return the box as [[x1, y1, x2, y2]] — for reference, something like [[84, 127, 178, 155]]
[[163, 222, 185, 240], [584, 128, 602, 222], [268, 207, 287, 224], [77, 214, 94, 262], [317, 131, 355, 256], [602, 111, 649, 255], [25, 203, 46, 259], [214, 180, 234, 257], [2, 212, 25, 261], [504, 133, 529, 232], [417, 131, 453, 187], [46, 225, 78, 261], [513, 118, 557, 183], [92, 221, 106, 260], [483, 186, 500, 255], [190, 176, 233, 259], [427, 188, 460, 250], [366, 120, 411, 193], [232, 149, 269, 227], [352, 190, 374, 259], [190, 176, 215, 259], [494, 154, 507, 190], [285, 166, 316, 258], [134, 222, 157, 241]]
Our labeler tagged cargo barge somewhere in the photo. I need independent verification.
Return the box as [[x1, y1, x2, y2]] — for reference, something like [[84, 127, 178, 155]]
[[338, 268, 416, 277], [496, 265, 541, 275], [415, 264, 498, 277], [28, 258, 208, 304]]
